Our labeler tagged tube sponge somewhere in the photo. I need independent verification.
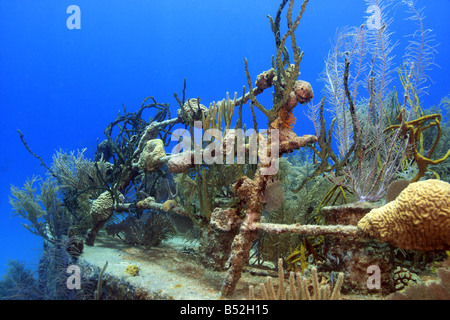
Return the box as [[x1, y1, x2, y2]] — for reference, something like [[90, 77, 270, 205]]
[[357, 179, 450, 251]]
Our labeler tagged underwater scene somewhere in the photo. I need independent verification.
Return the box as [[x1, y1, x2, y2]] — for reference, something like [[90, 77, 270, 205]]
[[1, 0, 450, 306]]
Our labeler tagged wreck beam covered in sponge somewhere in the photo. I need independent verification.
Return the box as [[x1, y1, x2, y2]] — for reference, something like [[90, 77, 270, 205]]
[[251, 222, 362, 237]]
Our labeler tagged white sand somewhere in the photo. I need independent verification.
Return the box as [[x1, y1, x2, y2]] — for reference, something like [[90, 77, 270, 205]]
[[79, 235, 228, 299]]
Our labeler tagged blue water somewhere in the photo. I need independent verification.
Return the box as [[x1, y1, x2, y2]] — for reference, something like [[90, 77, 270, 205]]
[[0, 0, 449, 277]]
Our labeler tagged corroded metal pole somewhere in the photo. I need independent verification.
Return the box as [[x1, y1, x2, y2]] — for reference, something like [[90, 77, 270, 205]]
[[251, 222, 361, 237]]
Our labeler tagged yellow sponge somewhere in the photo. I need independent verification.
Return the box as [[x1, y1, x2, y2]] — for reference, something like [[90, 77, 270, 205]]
[[125, 264, 140, 277]]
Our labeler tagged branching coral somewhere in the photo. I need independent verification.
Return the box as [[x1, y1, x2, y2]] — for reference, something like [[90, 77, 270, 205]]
[[142, 212, 176, 247], [294, 96, 355, 193], [284, 242, 308, 274], [0, 260, 42, 300], [85, 97, 180, 246], [11, 0, 319, 301], [221, 0, 319, 297], [222, 94, 317, 296], [244, 0, 309, 125], [51, 149, 111, 234], [105, 212, 175, 247], [399, 0, 439, 114], [16, 95, 180, 247], [385, 112, 450, 182], [365, 0, 398, 107], [18, 0, 448, 301], [301, 0, 443, 205], [52, 148, 110, 193], [301, 55, 407, 203], [9, 176, 72, 244], [249, 258, 344, 300], [310, 0, 416, 202]]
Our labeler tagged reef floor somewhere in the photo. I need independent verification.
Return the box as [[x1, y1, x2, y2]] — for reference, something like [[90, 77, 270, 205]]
[[79, 233, 268, 300], [79, 233, 388, 300]]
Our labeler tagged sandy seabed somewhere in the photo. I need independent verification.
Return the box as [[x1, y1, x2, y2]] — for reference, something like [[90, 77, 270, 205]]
[[79, 233, 265, 300]]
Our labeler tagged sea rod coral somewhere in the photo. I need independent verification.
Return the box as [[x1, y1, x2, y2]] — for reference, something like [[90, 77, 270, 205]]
[[221, 0, 318, 297]]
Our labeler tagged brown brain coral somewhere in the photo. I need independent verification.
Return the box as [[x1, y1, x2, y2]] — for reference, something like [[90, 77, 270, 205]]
[[357, 179, 450, 251]]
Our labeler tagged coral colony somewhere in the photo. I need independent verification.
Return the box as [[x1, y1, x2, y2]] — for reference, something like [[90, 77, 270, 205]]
[[4, 0, 450, 301]]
